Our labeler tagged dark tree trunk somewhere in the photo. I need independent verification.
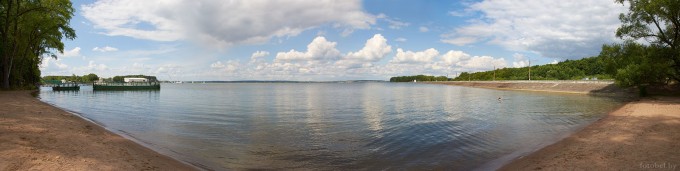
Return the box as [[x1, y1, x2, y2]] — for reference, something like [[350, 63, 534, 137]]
[[1, 60, 9, 89]]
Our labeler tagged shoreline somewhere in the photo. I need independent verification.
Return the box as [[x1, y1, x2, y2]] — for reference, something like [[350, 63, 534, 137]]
[[425, 80, 635, 97], [501, 97, 680, 170], [0, 91, 198, 170], [430, 81, 680, 170]]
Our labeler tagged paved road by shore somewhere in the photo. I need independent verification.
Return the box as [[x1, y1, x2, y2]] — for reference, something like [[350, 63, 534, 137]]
[[426, 80, 634, 96], [0, 91, 197, 171]]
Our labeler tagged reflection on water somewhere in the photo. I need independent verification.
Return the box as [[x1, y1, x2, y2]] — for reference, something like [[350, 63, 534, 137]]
[[38, 83, 624, 170], [363, 84, 384, 134]]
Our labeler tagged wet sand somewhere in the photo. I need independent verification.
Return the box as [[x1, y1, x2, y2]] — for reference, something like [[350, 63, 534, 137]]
[[430, 81, 679, 170], [0, 91, 197, 171], [501, 97, 680, 170]]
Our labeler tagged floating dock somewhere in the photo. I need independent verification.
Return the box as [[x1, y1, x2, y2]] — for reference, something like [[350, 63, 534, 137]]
[[93, 82, 161, 91]]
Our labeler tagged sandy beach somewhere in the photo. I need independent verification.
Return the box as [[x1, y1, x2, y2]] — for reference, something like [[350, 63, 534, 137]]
[[0, 91, 197, 171], [430, 81, 679, 170], [501, 97, 680, 170]]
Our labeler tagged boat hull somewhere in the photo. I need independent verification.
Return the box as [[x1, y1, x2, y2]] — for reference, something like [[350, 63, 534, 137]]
[[52, 86, 80, 91], [93, 82, 160, 91]]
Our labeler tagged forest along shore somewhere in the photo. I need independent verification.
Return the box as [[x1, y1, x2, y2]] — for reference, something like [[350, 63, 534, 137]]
[[426, 80, 635, 97], [0, 91, 197, 171]]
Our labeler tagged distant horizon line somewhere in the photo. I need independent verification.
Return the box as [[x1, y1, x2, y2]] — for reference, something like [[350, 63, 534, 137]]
[[159, 80, 389, 83]]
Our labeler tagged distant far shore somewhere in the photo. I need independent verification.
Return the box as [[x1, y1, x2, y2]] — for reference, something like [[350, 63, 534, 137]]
[[0, 91, 197, 170], [425, 80, 635, 97]]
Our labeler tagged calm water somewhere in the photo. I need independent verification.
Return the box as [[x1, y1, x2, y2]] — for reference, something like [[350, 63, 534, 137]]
[[38, 83, 623, 170]]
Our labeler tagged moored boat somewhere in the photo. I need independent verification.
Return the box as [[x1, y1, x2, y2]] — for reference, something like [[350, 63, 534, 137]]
[[52, 83, 80, 91], [93, 82, 161, 91]]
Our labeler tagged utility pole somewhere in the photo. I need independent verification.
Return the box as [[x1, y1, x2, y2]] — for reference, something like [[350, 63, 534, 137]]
[[528, 58, 531, 81], [493, 65, 496, 81]]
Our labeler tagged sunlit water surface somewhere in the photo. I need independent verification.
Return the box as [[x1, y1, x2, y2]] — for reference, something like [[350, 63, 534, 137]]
[[38, 83, 623, 170]]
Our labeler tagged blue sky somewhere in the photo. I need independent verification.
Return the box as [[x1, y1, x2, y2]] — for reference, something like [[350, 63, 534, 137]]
[[41, 0, 628, 81]]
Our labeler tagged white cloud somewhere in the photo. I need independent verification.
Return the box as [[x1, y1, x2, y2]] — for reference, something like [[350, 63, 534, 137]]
[[125, 45, 178, 57], [395, 37, 407, 42], [419, 26, 429, 32], [457, 56, 506, 70], [250, 51, 270, 60], [59, 47, 81, 58], [441, 50, 471, 65], [448, 11, 467, 17], [441, 36, 478, 46], [40, 58, 68, 70], [391, 48, 439, 63], [210, 60, 239, 72], [92, 46, 119, 52], [377, 13, 409, 29], [87, 61, 108, 71], [82, 0, 376, 46], [41, 59, 112, 77], [155, 64, 182, 75], [512, 53, 529, 68], [132, 63, 144, 68], [337, 34, 392, 68], [210, 61, 225, 69], [550, 59, 559, 64], [65, 61, 108, 75], [441, 0, 627, 59], [344, 34, 392, 62], [436, 50, 506, 71], [70, 60, 110, 77], [275, 36, 341, 62], [204, 48, 510, 81]]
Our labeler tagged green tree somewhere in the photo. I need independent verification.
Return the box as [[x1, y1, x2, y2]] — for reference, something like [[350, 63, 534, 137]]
[[81, 73, 99, 83], [112, 76, 124, 83], [0, 0, 76, 89], [600, 42, 673, 96], [615, 0, 680, 81]]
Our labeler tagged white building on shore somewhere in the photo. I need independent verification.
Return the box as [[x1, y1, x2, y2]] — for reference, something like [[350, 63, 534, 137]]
[[124, 78, 148, 83]]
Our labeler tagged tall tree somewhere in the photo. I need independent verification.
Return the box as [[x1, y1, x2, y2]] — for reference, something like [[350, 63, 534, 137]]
[[0, 0, 75, 89], [600, 41, 673, 96], [615, 0, 680, 81]]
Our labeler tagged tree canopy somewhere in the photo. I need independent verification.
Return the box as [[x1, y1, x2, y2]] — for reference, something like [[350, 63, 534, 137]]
[[42, 73, 99, 83], [603, 0, 680, 95], [1, 0, 76, 89], [449, 56, 611, 81]]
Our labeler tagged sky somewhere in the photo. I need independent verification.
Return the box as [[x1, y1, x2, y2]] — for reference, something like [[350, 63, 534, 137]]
[[40, 0, 629, 81]]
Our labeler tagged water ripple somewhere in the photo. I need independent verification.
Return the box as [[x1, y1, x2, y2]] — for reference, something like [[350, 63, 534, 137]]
[[37, 83, 624, 170]]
